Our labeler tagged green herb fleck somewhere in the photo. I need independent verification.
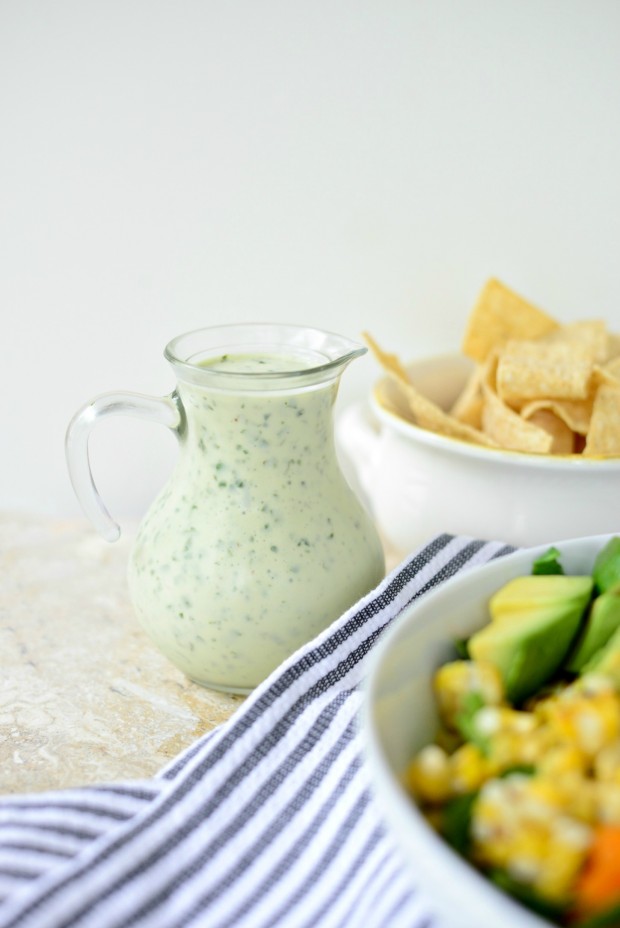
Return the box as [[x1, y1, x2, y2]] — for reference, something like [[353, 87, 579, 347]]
[[532, 547, 564, 575], [441, 792, 478, 856], [454, 691, 489, 753], [453, 638, 469, 659], [498, 764, 536, 778]]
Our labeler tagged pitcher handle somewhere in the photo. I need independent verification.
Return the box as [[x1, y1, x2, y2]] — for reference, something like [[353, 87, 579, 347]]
[[65, 391, 182, 542]]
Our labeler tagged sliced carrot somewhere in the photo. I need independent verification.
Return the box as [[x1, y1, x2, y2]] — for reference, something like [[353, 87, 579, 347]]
[[574, 826, 620, 918]]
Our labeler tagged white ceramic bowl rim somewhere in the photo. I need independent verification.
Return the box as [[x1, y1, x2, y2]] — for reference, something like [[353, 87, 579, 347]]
[[372, 373, 620, 471]]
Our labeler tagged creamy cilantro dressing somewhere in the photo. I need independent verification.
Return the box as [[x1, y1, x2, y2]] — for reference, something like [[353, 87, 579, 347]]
[[127, 351, 385, 692]]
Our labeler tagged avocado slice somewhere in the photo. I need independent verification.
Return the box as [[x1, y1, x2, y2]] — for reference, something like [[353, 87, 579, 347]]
[[593, 537, 620, 595], [581, 622, 620, 686], [566, 588, 620, 672], [469, 575, 593, 703], [489, 575, 593, 621]]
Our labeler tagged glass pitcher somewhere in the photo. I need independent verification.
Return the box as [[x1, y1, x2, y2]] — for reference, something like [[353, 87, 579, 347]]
[[66, 324, 385, 693]]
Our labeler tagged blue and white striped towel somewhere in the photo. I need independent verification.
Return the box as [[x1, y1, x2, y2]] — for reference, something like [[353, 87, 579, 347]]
[[0, 534, 513, 928]]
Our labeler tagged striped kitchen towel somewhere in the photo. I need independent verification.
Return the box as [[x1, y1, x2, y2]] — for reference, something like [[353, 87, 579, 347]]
[[0, 534, 513, 928]]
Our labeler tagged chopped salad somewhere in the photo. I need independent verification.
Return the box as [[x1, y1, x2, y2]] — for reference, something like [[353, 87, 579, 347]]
[[406, 538, 620, 927]]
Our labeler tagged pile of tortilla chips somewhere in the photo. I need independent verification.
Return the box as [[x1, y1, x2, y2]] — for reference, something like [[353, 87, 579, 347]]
[[365, 278, 620, 457]]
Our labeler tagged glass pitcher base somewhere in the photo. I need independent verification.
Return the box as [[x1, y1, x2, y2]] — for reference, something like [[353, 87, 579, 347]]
[[187, 674, 255, 697]]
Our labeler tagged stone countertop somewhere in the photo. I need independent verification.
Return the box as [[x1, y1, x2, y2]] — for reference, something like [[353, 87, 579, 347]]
[[0, 513, 244, 794]]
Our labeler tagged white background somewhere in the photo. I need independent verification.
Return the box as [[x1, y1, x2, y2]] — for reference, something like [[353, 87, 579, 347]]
[[1, 0, 619, 526]]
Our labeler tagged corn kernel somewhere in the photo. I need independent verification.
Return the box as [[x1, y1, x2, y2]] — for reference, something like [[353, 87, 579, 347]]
[[540, 689, 620, 758], [594, 739, 620, 783], [405, 744, 451, 804], [594, 781, 620, 825], [449, 742, 490, 794], [472, 775, 592, 901], [535, 817, 592, 901], [433, 660, 504, 730], [538, 744, 588, 778]]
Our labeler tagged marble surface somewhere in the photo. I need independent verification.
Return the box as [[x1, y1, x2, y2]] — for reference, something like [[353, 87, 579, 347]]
[[0, 513, 244, 794]]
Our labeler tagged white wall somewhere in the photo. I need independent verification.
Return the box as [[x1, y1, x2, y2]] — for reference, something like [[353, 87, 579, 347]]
[[1, 0, 619, 527]]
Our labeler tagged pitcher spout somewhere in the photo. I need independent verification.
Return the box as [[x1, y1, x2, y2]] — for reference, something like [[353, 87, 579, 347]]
[[312, 331, 367, 371], [164, 324, 367, 390]]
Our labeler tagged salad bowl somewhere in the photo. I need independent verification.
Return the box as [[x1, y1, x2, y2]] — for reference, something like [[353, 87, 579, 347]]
[[361, 534, 617, 928]]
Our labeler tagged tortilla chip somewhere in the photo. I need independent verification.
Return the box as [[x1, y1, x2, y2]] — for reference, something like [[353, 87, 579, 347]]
[[366, 281, 618, 459], [361, 332, 411, 384], [600, 356, 620, 383], [481, 380, 554, 453], [363, 333, 497, 447], [450, 365, 484, 428], [461, 279, 558, 363], [524, 409, 575, 455], [584, 384, 620, 456], [607, 332, 620, 361], [404, 382, 497, 447], [520, 396, 593, 437], [496, 339, 593, 405], [540, 320, 610, 364]]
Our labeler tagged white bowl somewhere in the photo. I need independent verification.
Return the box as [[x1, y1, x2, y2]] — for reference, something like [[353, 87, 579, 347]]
[[361, 533, 615, 928], [338, 354, 620, 557]]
